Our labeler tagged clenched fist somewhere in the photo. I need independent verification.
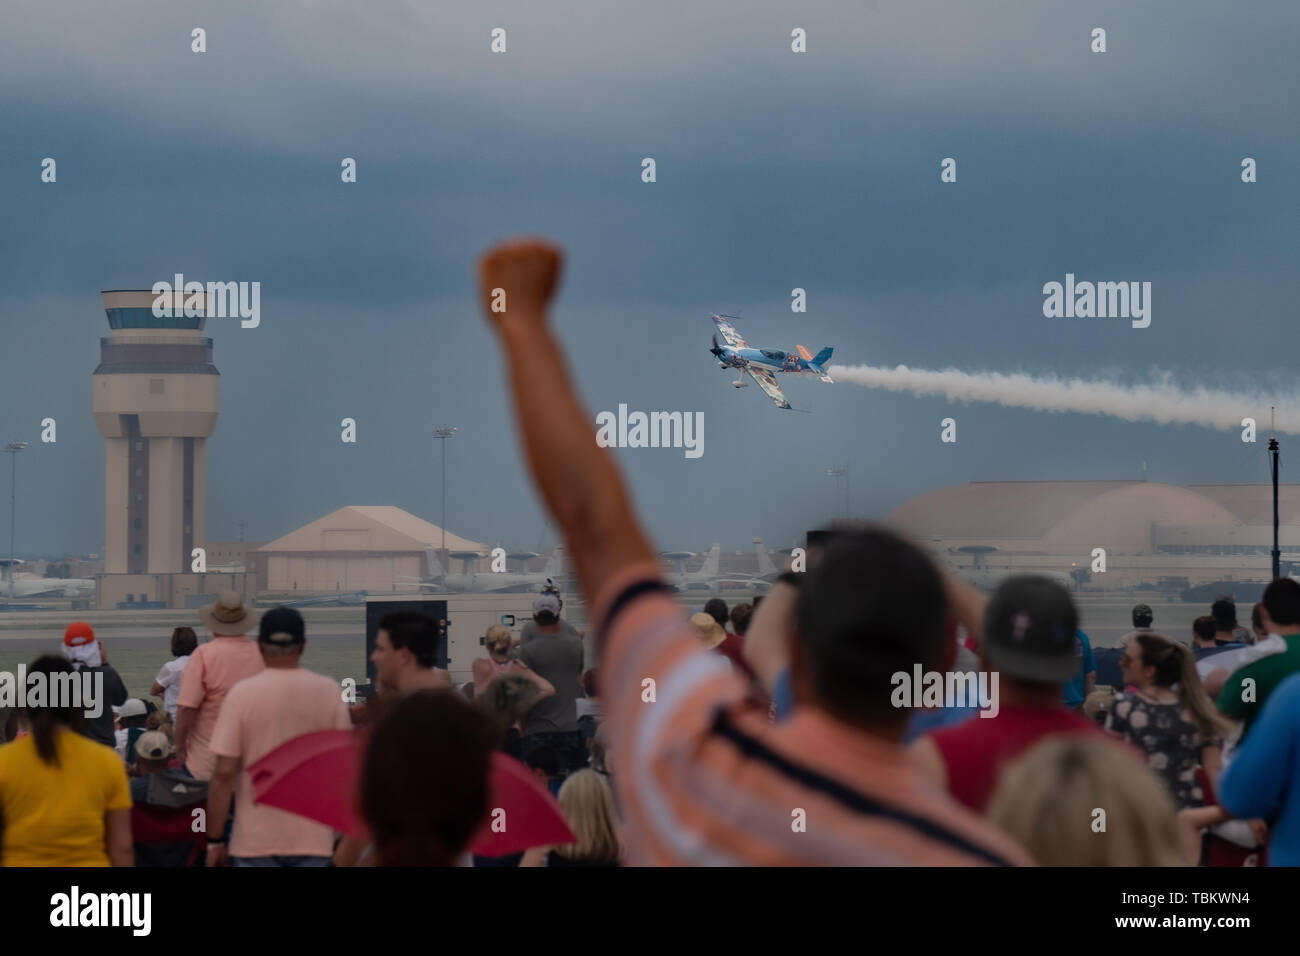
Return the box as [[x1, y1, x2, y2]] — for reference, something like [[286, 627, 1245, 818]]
[[477, 238, 563, 325]]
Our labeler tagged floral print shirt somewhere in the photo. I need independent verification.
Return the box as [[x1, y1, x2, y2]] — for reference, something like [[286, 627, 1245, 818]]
[[1106, 692, 1220, 809]]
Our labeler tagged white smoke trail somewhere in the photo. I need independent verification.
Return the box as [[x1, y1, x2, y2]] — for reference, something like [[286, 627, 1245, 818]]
[[828, 363, 1300, 434]]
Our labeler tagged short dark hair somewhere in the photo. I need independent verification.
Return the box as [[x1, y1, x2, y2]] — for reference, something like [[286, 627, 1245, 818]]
[[703, 598, 729, 628], [533, 610, 558, 626], [730, 603, 753, 636], [795, 527, 947, 728], [1252, 602, 1265, 633], [1263, 578, 1300, 629], [1210, 599, 1237, 630], [360, 691, 493, 867], [1192, 616, 1218, 644], [1131, 604, 1153, 628], [526, 744, 561, 777], [171, 626, 198, 657], [379, 612, 440, 669]]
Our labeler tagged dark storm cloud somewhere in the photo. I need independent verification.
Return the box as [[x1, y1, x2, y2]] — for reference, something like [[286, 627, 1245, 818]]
[[0, 0, 1296, 556]]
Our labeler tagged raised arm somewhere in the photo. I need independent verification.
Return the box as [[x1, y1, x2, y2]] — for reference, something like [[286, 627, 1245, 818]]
[[742, 577, 798, 695], [940, 568, 987, 650], [476, 239, 657, 607], [509, 658, 556, 700]]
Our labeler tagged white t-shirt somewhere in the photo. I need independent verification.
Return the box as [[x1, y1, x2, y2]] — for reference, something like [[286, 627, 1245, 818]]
[[1195, 635, 1286, 682], [154, 656, 190, 718]]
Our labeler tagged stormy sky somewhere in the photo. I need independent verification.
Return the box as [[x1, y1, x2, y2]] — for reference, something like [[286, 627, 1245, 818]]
[[0, 0, 1296, 557]]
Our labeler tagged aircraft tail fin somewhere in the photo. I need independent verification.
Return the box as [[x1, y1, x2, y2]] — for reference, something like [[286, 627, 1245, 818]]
[[542, 545, 565, 582], [423, 545, 445, 581], [753, 538, 778, 578], [700, 543, 720, 578]]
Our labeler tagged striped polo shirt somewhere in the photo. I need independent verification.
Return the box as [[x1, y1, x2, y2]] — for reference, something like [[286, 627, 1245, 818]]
[[594, 564, 1032, 866]]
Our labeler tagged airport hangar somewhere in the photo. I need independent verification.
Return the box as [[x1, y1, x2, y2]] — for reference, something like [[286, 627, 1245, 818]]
[[884, 480, 1300, 588], [255, 506, 487, 594]]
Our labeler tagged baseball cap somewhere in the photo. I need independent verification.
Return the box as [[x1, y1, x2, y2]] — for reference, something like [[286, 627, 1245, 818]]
[[1132, 603, 1154, 627], [259, 606, 305, 645], [63, 622, 95, 647], [135, 731, 173, 761], [983, 576, 1081, 684], [114, 698, 148, 719], [533, 593, 561, 617]]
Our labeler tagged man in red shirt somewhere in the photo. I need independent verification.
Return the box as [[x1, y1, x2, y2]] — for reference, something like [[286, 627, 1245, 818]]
[[910, 573, 1113, 813]]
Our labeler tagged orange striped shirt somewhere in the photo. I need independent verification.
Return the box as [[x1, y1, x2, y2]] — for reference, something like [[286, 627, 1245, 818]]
[[594, 564, 1032, 866]]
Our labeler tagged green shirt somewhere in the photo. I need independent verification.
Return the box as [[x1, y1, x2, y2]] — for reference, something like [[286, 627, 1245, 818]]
[[1216, 633, 1300, 738]]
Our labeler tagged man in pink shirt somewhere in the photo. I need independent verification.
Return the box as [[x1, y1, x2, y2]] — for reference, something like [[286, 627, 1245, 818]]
[[205, 606, 351, 867], [174, 592, 265, 779]]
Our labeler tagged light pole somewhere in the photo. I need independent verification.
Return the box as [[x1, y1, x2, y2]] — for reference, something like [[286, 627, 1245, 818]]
[[827, 465, 850, 519], [1270, 407, 1280, 581], [435, 426, 457, 569], [5, 441, 29, 599]]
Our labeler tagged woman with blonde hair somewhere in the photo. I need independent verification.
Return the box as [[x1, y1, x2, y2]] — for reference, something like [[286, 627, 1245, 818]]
[[1106, 633, 1234, 809], [473, 625, 515, 694], [988, 736, 1190, 866], [520, 768, 622, 867], [471, 625, 554, 761], [473, 625, 552, 697]]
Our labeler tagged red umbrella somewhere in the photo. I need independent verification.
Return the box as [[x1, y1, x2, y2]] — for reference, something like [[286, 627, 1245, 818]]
[[247, 732, 575, 856], [247, 729, 367, 838], [469, 752, 575, 857]]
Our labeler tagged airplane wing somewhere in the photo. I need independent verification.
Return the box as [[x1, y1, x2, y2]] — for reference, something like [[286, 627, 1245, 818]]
[[712, 314, 748, 348], [746, 367, 791, 409]]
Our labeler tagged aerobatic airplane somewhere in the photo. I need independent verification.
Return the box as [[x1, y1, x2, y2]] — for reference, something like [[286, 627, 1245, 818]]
[[708, 314, 834, 410]]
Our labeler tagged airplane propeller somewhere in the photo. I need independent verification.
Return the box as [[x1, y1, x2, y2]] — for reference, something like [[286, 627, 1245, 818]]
[[710, 333, 724, 358]]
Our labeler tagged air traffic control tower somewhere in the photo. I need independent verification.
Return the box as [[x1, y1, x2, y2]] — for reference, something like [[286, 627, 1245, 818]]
[[93, 290, 219, 590]]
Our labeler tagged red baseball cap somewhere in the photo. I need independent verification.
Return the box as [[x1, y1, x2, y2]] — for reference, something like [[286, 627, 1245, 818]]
[[63, 621, 95, 647]]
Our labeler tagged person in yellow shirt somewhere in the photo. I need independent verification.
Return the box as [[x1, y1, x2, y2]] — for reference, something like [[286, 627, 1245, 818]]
[[0, 655, 133, 867]]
